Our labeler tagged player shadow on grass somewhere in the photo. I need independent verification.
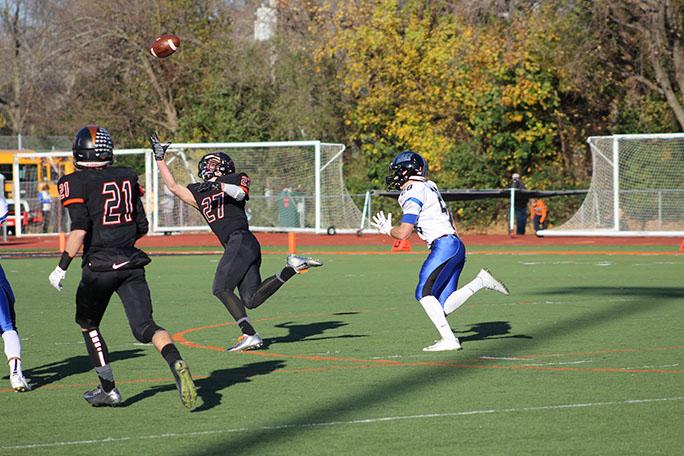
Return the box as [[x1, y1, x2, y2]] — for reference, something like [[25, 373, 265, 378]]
[[119, 360, 286, 412], [20, 349, 146, 390], [456, 321, 533, 343], [260, 320, 367, 349]]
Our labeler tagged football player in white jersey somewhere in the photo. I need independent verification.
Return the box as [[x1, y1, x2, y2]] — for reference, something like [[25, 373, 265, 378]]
[[0, 195, 30, 391], [372, 151, 509, 352]]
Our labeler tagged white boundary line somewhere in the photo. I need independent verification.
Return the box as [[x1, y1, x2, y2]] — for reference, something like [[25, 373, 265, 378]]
[[2, 396, 682, 450]]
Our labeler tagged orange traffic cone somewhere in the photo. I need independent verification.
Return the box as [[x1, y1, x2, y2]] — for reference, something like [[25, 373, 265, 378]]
[[391, 239, 412, 252], [679, 239, 684, 252]]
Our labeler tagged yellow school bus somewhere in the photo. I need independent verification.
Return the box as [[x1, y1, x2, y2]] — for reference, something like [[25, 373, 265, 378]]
[[0, 149, 75, 198]]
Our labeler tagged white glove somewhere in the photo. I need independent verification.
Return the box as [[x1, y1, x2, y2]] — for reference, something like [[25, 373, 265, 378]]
[[371, 211, 393, 235], [49, 266, 67, 291]]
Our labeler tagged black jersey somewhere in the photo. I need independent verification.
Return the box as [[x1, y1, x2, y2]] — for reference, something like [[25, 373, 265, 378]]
[[58, 167, 148, 255], [187, 172, 251, 247]]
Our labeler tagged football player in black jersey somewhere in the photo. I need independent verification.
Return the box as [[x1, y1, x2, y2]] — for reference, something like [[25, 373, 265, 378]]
[[151, 134, 322, 351], [48, 125, 197, 409]]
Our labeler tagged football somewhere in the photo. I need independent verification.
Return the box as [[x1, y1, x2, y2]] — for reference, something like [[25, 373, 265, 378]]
[[149, 34, 180, 58]]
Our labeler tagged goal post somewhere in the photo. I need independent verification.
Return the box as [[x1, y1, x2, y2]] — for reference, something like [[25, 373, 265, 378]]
[[539, 133, 684, 237], [152, 141, 363, 234]]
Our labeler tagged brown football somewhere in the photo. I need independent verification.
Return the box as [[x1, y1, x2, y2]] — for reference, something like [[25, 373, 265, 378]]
[[149, 34, 180, 58]]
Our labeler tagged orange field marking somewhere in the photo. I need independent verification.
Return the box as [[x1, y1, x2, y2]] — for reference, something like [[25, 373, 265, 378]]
[[172, 321, 684, 376]]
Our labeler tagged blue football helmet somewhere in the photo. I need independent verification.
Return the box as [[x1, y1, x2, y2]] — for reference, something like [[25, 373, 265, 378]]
[[385, 150, 427, 189]]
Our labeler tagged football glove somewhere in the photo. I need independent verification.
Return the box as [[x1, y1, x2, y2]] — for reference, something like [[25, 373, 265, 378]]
[[197, 181, 222, 193], [150, 132, 170, 161], [49, 266, 67, 291], [371, 211, 393, 235]]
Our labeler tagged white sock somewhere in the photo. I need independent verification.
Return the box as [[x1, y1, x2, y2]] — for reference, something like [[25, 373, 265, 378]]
[[419, 296, 456, 341], [443, 276, 485, 315], [2, 330, 22, 374]]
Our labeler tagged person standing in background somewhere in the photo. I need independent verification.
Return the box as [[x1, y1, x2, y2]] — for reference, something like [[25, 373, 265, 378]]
[[38, 184, 52, 233], [530, 198, 548, 236]]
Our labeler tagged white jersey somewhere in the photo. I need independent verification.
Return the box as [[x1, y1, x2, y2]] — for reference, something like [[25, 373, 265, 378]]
[[398, 178, 455, 246], [0, 196, 7, 225]]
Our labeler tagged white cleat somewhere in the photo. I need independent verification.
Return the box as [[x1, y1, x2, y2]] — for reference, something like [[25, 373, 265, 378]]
[[477, 268, 509, 295], [227, 333, 264, 352], [83, 385, 121, 406], [286, 254, 323, 273], [423, 338, 462, 352], [10, 373, 31, 392]]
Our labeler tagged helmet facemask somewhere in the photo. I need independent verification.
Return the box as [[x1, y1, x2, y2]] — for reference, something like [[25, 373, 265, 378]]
[[198, 152, 235, 181], [385, 151, 427, 189]]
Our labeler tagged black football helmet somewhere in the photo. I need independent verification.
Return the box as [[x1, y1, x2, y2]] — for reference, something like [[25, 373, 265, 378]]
[[72, 125, 113, 168], [385, 150, 428, 189], [198, 152, 235, 181]]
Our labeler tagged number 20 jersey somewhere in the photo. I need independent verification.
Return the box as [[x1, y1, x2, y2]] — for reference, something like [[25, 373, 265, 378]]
[[399, 178, 455, 246], [187, 172, 251, 247], [58, 167, 147, 253]]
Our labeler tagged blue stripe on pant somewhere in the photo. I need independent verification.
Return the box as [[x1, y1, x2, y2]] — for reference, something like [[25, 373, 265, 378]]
[[0, 265, 17, 333], [415, 235, 466, 306]]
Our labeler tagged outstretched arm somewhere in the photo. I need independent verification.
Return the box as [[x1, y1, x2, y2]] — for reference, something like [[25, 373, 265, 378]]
[[151, 133, 198, 209], [156, 159, 198, 209]]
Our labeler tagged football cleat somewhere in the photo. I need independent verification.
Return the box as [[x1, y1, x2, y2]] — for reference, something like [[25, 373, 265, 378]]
[[173, 360, 198, 410], [423, 338, 462, 352], [477, 268, 510, 295], [10, 373, 30, 392], [83, 385, 122, 407], [286, 254, 323, 273], [227, 333, 263, 352]]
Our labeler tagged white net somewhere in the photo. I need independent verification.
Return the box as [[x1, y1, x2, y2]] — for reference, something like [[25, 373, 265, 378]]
[[11, 149, 151, 236], [152, 141, 362, 234], [543, 133, 684, 236]]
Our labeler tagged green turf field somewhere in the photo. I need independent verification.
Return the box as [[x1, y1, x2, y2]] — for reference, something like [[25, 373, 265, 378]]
[[1, 250, 682, 455]]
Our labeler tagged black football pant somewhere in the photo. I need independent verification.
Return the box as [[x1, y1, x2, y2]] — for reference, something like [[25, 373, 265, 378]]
[[75, 266, 162, 343], [212, 230, 288, 321]]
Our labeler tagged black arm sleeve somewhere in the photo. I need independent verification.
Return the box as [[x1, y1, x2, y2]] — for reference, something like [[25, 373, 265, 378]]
[[67, 204, 89, 231]]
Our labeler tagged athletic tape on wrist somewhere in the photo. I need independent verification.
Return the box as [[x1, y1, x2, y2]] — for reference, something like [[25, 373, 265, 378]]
[[58, 251, 73, 270]]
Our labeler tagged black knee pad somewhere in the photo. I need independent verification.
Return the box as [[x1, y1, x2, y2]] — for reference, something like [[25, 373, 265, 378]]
[[132, 321, 163, 343]]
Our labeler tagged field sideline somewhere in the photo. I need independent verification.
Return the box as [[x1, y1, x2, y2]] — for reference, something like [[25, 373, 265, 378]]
[[0, 234, 682, 455]]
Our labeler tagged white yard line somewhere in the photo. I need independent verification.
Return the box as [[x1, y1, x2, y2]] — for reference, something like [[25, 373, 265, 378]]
[[3, 396, 682, 450]]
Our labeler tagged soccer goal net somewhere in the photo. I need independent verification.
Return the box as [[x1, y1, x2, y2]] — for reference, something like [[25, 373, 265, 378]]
[[9, 149, 151, 237], [539, 133, 684, 237], [153, 141, 362, 234]]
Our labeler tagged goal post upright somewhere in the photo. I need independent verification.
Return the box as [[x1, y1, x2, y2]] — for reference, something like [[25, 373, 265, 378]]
[[12, 156, 21, 237], [612, 135, 620, 231], [314, 141, 322, 234]]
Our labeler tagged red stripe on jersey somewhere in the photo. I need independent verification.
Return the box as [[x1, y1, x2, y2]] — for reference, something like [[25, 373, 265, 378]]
[[63, 197, 85, 206]]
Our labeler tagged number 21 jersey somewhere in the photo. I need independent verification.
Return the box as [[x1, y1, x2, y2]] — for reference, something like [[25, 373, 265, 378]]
[[58, 167, 148, 253]]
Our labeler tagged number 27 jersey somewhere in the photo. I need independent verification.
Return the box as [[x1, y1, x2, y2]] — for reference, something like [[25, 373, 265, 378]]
[[399, 179, 455, 246], [187, 172, 251, 247]]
